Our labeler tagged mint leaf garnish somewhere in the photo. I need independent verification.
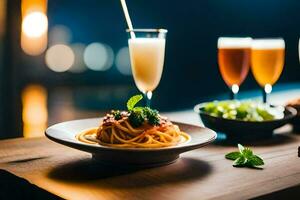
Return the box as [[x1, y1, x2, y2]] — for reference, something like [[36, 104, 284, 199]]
[[238, 144, 245, 153], [233, 156, 247, 166], [126, 95, 160, 127], [248, 155, 264, 166], [225, 144, 264, 169], [225, 152, 240, 160], [127, 95, 143, 111], [242, 147, 253, 158]]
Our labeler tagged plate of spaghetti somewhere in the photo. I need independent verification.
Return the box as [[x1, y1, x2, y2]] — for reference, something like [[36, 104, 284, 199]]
[[46, 95, 217, 167]]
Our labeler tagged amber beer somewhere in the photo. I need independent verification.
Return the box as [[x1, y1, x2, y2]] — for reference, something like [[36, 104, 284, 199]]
[[251, 39, 285, 87], [218, 37, 252, 87]]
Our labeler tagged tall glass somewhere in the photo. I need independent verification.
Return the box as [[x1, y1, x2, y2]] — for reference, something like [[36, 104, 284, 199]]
[[218, 37, 252, 99], [251, 38, 285, 103], [127, 29, 167, 107]]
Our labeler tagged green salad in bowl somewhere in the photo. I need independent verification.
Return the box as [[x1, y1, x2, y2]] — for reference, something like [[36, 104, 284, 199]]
[[194, 100, 296, 139], [202, 100, 284, 122]]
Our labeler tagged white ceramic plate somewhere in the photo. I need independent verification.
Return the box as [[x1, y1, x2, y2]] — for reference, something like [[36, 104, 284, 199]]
[[45, 118, 217, 167]]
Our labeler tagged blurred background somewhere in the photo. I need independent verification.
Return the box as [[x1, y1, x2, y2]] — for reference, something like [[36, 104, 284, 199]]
[[0, 0, 299, 138]]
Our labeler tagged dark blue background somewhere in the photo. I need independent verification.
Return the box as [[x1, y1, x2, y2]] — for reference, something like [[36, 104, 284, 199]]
[[46, 0, 300, 110]]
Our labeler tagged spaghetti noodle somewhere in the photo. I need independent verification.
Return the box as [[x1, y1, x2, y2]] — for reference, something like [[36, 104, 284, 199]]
[[76, 113, 190, 148]]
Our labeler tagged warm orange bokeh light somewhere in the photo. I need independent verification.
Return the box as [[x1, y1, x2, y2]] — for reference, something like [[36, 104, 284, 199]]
[[21, 0, 48, 55], [0, 0, 6, 37], [22, 12, 48, 38], [22, 84, 48, 138], [21, 31, 48, 56], [22, 0, 47, 17]]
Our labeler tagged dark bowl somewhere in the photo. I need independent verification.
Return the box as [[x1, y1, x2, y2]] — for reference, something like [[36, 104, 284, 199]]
[[194, 103, 297, 140]]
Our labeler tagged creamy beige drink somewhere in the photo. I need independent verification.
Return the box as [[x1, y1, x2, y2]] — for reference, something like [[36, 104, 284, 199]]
[[128, 38, 166, 92], [120, 0, 167, 106]]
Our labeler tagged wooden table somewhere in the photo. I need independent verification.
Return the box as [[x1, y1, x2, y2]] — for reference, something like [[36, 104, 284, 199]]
[[1, 86, 300, 199], [0, 111, 300, 199]]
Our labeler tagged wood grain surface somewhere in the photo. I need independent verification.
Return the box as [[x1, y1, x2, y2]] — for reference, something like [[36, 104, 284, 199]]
[[0, 122, 300, 200]]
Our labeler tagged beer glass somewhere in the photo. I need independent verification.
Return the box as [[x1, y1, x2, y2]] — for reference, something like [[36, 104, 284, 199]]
[[127, 29, 167, 107], [218, 37, 252, 99], [251, 38, 285, 103]]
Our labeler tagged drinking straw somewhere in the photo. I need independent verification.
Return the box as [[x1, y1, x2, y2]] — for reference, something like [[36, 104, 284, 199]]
[[120, 0, 136, 38]]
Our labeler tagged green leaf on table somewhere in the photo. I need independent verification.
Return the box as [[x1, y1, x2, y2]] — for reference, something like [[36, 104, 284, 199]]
[[225, 152, 241, 160], [127, 94, 143, 111], [248, 155, 264, 166], [233, 156, 247, 167], [242, 147, 253, 158], [238, 144, 245, 153], [225, 144, 265, 169]]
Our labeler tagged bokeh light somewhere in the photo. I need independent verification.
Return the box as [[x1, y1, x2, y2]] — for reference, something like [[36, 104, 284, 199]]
[[45, 44, 75, 72], [115, 47, 132, 75], [22, 84, 48, 138], [22, 11, 48, 38], [83, 42, 114, 71], [105, 45, 114, 70], [264, 84, 272, 94], [0, 0, 6, 37], [21, 32, 47, 56], [22, 0, 47, 17], [231, 84, 239, 94], [21, 10, 48, 55], [49, 25, 72, 45], [69, 43, 87, 73]]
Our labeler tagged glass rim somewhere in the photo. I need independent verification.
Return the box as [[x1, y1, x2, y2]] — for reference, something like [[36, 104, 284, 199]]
[[126, 28, 168, 33], [252, 39, 285, 49], [218, 37, 252, 39], [252, 38, 284, 41], [218, 37, 252, 48]]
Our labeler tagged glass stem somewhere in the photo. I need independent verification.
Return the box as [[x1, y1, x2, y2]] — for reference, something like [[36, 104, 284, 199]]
[[230, 90, 235, 100], [230, 84, 239, 100], [262, 88, 267, 103], [145, 91, 152, 107], [263, 84, 272, 104]]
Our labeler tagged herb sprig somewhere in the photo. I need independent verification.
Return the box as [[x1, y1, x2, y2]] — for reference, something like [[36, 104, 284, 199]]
[[225, 144, 264, 169], [115, 94, 160, 127], [127, 94, 143, 111]]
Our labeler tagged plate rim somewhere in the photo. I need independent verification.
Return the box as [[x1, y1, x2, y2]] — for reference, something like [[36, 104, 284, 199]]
[[45, 118, 217, 152]]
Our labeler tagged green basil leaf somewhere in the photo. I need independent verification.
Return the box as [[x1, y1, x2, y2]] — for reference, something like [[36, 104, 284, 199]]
[[242, 147, 253, 159], [132, 106, 144, 112], [248, 155, 264, 166], [238, 144, 245, 154], [233, 156, 247, 167], [225, 152, 241, 160], [226, 144, 265, 169], [127, 95, 143, 111]]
